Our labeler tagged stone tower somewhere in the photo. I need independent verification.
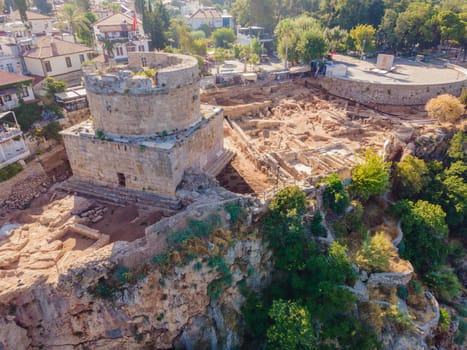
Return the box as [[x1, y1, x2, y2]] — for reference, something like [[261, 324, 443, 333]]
[[61, 52, 225, 198]]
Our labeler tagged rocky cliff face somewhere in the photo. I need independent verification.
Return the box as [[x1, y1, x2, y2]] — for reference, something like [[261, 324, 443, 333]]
[[0, 197, 272, 350]]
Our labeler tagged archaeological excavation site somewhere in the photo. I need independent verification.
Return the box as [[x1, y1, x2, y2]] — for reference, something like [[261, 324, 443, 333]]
[[0, 49, 465, 349]]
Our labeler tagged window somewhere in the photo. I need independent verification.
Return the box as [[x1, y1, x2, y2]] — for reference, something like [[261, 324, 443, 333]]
[[3, 95, 11, 102], [45, 61, 52, 72], [79, 54, 85, 64], [22, 87, 29, 98], [115, 47, 123, 56], [6, 63, 13, 72], [65, 57, 72, 68], [141, 57, 147, 67], [138, 45, 145, 52]]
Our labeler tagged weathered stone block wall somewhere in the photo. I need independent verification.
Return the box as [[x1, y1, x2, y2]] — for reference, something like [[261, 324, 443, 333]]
[[127, 52, 200, 90], [87, 83, 200, 136], [172, 108, 224, 175], [62, 109, 223, 196], [320, 77, 466, 105], [62, 134, 179, 195]]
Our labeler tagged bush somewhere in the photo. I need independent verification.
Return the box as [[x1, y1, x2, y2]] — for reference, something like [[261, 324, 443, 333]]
[[425, 94, 465, 123], [13, 100, 42, 131], [310, 211, 326, 236], [393, 155, 429, 199], [0, 162, 23, 182], [425, 267, 461, 302], [44, 77, 66, 98], [355, 232, 395, 273], [460, 88, 467, 106], [439, 307, 451, 333], [323, 173, 349, 215], [350, 149, 390, 201]]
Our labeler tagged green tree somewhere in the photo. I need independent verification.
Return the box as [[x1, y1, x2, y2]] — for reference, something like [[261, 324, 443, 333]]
[[425, 267, 462, 302], [378, 9, 399, 50], [275, 18, 294, 68], [13, 0, 27, 22], [267, 299, 316, 350], [323, 173, 349, 215], [143, 1, 170, 50], [44, 77, 67, 98], [211, 27, 236, 48], [324, 26, 349, 52], [356, 232, 395, 273], [393, 155, 430, 199], [77, 12, 97, 46], [350, 149, 391, 201], [447, 132, 466, 162], [263, 186, 307, 270], [297, 29, 328, 62], [213, 48, 228, 74], [394, 2, 438, 50], [436, 10, 465, 44], [58, 3, 91, 42], [350, 24, 376, 54], [391, 200, 449, 272]]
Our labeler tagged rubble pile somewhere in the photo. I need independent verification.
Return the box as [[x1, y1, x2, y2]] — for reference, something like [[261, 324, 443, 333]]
[[1, 174, 52, 209], [77, 205, 108, 224]]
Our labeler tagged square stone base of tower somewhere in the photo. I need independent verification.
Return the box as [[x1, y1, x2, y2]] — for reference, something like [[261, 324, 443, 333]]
[[61, 105, 224, 199]]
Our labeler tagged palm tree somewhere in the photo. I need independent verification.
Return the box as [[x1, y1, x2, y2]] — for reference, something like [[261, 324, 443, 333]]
[[58, 3, 91, 42]]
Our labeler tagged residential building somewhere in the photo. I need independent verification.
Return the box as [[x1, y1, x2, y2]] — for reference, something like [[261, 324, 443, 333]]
[[10, 10, 55, 35], [187, 7, 233, 30], [0, 36, 28, 73], [93, 13, 149, 63], [22, 36, 94, 83], [0, 70, 35, 112], [0, 111, 30, 169]]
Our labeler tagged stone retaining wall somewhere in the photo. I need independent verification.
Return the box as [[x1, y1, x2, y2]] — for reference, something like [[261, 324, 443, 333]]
[[320, 70, 466, 105]]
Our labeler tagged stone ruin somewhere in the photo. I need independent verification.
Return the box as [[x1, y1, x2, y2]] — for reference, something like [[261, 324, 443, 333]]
[[61, 52, 232, 206]]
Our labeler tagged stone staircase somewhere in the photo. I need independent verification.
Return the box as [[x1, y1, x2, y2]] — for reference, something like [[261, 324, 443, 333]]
[[203, 149, 235, 177], [59, 177, 182, 213]]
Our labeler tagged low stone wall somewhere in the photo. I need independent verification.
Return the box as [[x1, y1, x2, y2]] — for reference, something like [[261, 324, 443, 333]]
[[320, 73, 466, 105], [367, 266, 414, 287]]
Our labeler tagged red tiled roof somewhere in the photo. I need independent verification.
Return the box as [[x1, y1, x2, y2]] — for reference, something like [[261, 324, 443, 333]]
[[0, 70, 33, 87], [23, 36, 93, 59], [95, 13, 141, 27], [189, 8, 222, 20]]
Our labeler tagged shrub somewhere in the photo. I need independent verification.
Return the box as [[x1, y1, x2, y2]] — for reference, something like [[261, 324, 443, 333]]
[[425, 267, 461, 302], [44, 76, 66, 98], [385, 304, 412, 330], [439, 307, 451, 333], [323, 173, 349, 215], [0, 162, 23, 182], [425, 94, 465, 123], [355, 232, 395, 273], [350, 149, 390, 201], [393, 155, 429, 199], [310, 211, 326, 236], [225, 202, 244, 224]]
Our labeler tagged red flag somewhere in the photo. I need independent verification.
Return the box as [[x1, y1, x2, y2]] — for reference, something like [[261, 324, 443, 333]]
[[132, 14, 137, 32]]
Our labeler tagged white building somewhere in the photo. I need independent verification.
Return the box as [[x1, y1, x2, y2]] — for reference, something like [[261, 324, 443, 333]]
[[22, 36, 94, 82], [0, 111, 30, 169], [0, 71, 35, 112], [93, 13, 150, 63], [0, 36, 27, 73], [187, 7, 223, 30], [10, 10, 55, 35]]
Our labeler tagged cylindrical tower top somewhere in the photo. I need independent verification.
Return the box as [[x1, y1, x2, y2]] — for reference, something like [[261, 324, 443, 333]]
[[83, 52, 201, 137]]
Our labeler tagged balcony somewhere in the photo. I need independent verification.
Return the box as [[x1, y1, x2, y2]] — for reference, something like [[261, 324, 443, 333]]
[[0, 127, 22, 143]]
